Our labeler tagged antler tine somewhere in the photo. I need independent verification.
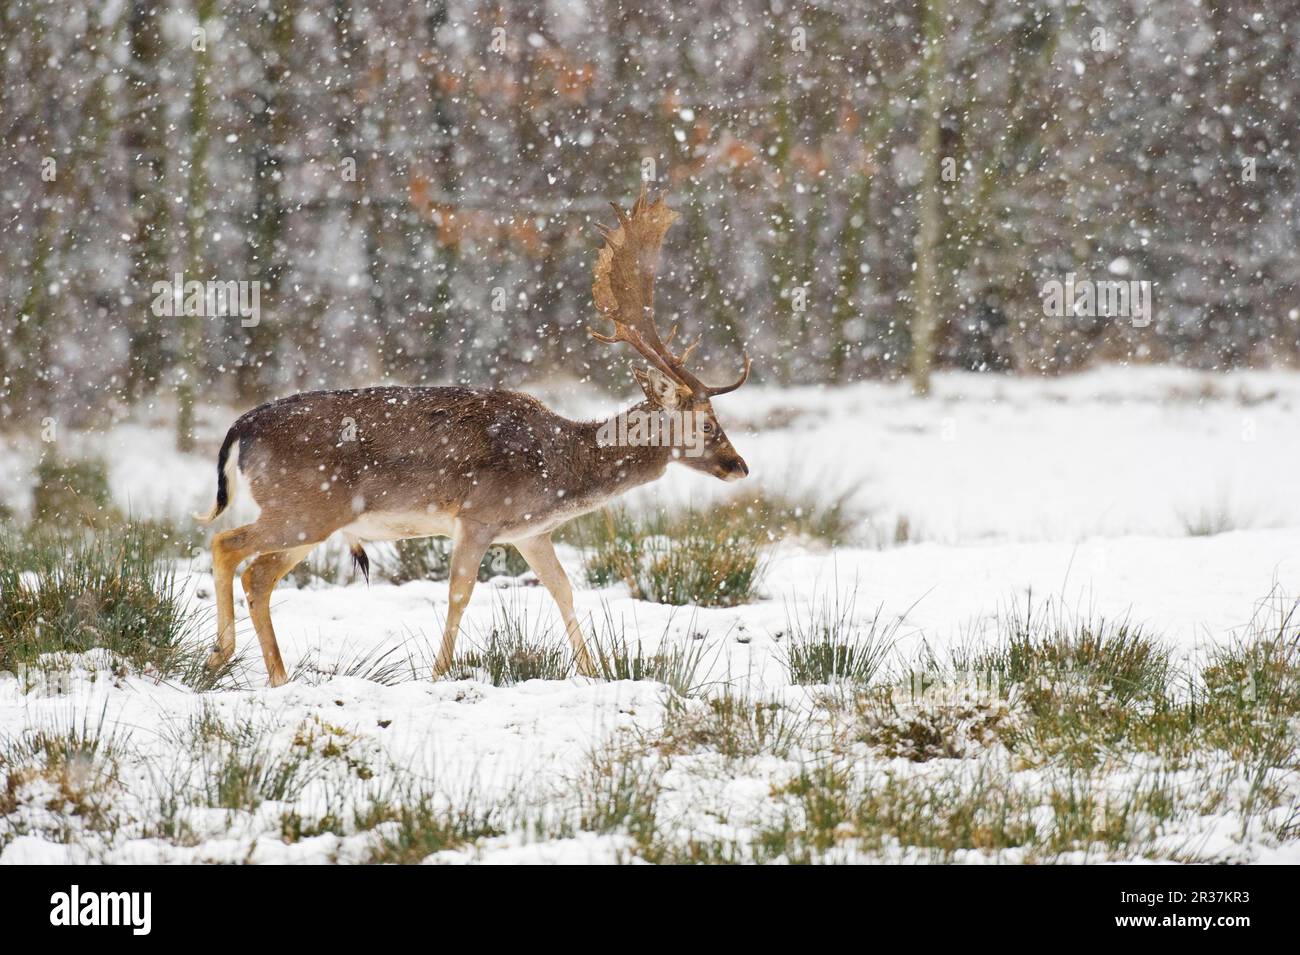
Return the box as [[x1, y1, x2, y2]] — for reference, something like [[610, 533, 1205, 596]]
[[591, 184, 702, 390], [706, 352, 751, 396], [630, 181, 649, 216], [587, 320, 691, 388], [678, 336, 700, 367], [590, 184, 751, 398]]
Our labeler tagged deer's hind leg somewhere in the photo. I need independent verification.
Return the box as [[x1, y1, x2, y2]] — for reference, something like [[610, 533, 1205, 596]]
[[209, 524, 264, 671], [208, 513, 335, 682], [241, 545, 316, 687]]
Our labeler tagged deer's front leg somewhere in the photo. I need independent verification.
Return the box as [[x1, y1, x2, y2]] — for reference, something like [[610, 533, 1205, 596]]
[[515, 533, 596, 678], [433, 520, 494, 678]]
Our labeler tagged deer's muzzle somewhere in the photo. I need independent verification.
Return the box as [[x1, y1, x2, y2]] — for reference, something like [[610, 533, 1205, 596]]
[[721, 456, 749, 481]]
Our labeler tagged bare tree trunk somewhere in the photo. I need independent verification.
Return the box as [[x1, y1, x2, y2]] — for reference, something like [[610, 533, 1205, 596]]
[[177, 0, 214, 451], [832, 170, 871, 381], [909, 0, 946, 396], [124, 0, 169, 400], [238, 0, 296, 401], [423, 0, 457, 381]]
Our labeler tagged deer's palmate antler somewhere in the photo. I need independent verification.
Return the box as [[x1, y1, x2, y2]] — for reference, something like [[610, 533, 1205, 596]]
[[198, 184, 751, 690], [589, 184, 750, 396]]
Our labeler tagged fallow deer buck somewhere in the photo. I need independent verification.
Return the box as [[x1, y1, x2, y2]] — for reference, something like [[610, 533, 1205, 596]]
[[197, 186, 750, 686]]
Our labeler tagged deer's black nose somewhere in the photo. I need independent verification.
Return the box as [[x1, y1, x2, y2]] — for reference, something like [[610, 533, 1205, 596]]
[[732, 458, 749, 479]]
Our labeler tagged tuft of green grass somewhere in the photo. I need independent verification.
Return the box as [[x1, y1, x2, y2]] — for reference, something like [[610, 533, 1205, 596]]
[[363, 791, 505, 864], [143, 708, 394, 850], [568, 739, 666, 862], [1178, 499, 1252, 537], [0, 523, 220, 688], [1042, 772, 1178, 858], [289, 640, 418, 686], [658, 692, 811, 760], [936, 597, 1300, 774], [588, 605, 714, 695], [448, 601, 571, 685], [946, 601, 1173, 768], [968, 599, 1172, 704], [754, 762, 1035, 863], [0, 708, 129, 849], [1196, 605, 1300, 767], [165, 711, 374, 816], [5, 706, 128, 764], [750, 760, 1181, 863], [196, 723, 320, 812], [782, 588, 898, 685], [571, 506, 766, 607]]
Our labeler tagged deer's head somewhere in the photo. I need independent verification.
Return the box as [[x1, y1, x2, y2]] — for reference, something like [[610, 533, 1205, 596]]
[[590, 186, 751, 482]]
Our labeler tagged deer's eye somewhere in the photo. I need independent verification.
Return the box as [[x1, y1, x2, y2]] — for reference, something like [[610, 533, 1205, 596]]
[[702, 421, 713, 434]]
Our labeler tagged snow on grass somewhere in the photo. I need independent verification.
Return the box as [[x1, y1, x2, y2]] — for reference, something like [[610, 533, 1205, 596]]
[[2, 368, 1299, 863]]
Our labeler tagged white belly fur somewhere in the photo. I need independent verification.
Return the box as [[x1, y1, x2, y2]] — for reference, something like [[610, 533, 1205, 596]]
[[340, 511, 456, 542], [340, 496, 614, 545]]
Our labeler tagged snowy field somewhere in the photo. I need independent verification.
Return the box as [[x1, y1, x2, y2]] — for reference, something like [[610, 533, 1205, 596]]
[[2, 366, 1299, 864]]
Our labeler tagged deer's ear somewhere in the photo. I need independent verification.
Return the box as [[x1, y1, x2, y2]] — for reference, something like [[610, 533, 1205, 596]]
[[634, 366, 685, 409]]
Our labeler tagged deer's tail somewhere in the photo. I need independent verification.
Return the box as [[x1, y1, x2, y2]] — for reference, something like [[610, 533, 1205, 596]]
[[195, 426, 239, 524]]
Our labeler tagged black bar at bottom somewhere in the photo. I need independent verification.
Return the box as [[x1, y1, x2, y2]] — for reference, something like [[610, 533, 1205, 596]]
[[0, 864, 1286, 942]]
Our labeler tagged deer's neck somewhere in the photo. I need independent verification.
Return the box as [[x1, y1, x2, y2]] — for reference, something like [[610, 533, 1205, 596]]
[[575, 401, 674, 500]]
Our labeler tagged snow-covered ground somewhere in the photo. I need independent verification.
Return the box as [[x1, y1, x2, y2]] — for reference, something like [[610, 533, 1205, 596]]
[[2, 367, 1299, 863]]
